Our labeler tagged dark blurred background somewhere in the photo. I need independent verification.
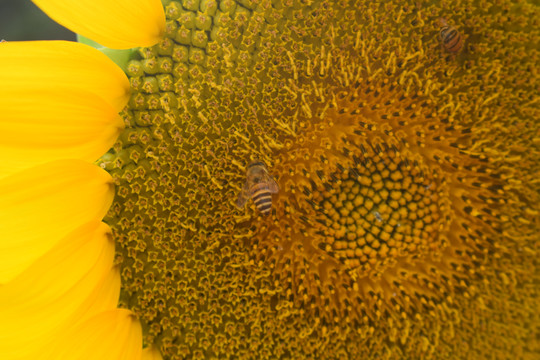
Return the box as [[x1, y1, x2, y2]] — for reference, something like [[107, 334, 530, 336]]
[[0, 0, 75, 41]]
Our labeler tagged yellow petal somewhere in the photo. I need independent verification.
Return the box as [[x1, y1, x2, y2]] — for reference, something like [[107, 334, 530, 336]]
[[45, 309, 143, 360], [142, 346, 163, 360], [0, 221, 119, 358], [0, 41, 128, 177], [83, 265, 122, 319], [0, 89, 123, 177], [0, 41, 129, 111], [32, 0, 165, 49], [0, 160, 115, 283]]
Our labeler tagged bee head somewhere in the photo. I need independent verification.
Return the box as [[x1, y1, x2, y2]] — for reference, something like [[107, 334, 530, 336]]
[[247, 161, 266, 169], [437, 18, 448, 27]]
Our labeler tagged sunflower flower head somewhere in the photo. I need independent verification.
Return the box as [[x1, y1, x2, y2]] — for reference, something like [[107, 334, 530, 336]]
[[4, 0, 537, 359], [92, 0, 540, 359]]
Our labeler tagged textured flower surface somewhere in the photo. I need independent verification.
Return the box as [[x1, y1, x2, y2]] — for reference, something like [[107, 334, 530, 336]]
[[0, 0, 165, 359], [101, 0, 539, 359]]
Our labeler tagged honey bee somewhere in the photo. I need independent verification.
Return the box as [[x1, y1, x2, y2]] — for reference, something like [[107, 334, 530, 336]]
[[236, 161, 279, 216], [438, 18, 464, 53]]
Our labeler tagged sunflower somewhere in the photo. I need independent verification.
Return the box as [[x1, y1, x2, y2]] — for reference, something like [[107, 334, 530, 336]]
[[5, 0, 539, 359], [0, 0, 165, 359], [106, 0, 538, 358]]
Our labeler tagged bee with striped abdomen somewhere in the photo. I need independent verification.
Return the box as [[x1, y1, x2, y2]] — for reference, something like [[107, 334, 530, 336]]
[[438, 18, 464, 53], [236, 161, 279, 216]]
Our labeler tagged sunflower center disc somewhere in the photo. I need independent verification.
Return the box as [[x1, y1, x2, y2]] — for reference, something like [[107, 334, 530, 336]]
[[311, 152, 450, 278]]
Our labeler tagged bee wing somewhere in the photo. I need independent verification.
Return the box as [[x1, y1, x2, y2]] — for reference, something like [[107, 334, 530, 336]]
[[266, 175, 279, 194], [236, 182, 251, 208]]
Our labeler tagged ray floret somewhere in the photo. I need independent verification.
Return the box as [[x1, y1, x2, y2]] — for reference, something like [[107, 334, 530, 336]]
[[0, 221, 119, 358], [0, 160, 115, 283], [0, 41, 128, 177], [31, 0, 166, 49]]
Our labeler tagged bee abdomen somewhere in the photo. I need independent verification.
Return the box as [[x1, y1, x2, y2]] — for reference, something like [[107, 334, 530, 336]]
[[252, 186, 273, 215], [440, 25, 463, 53]]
